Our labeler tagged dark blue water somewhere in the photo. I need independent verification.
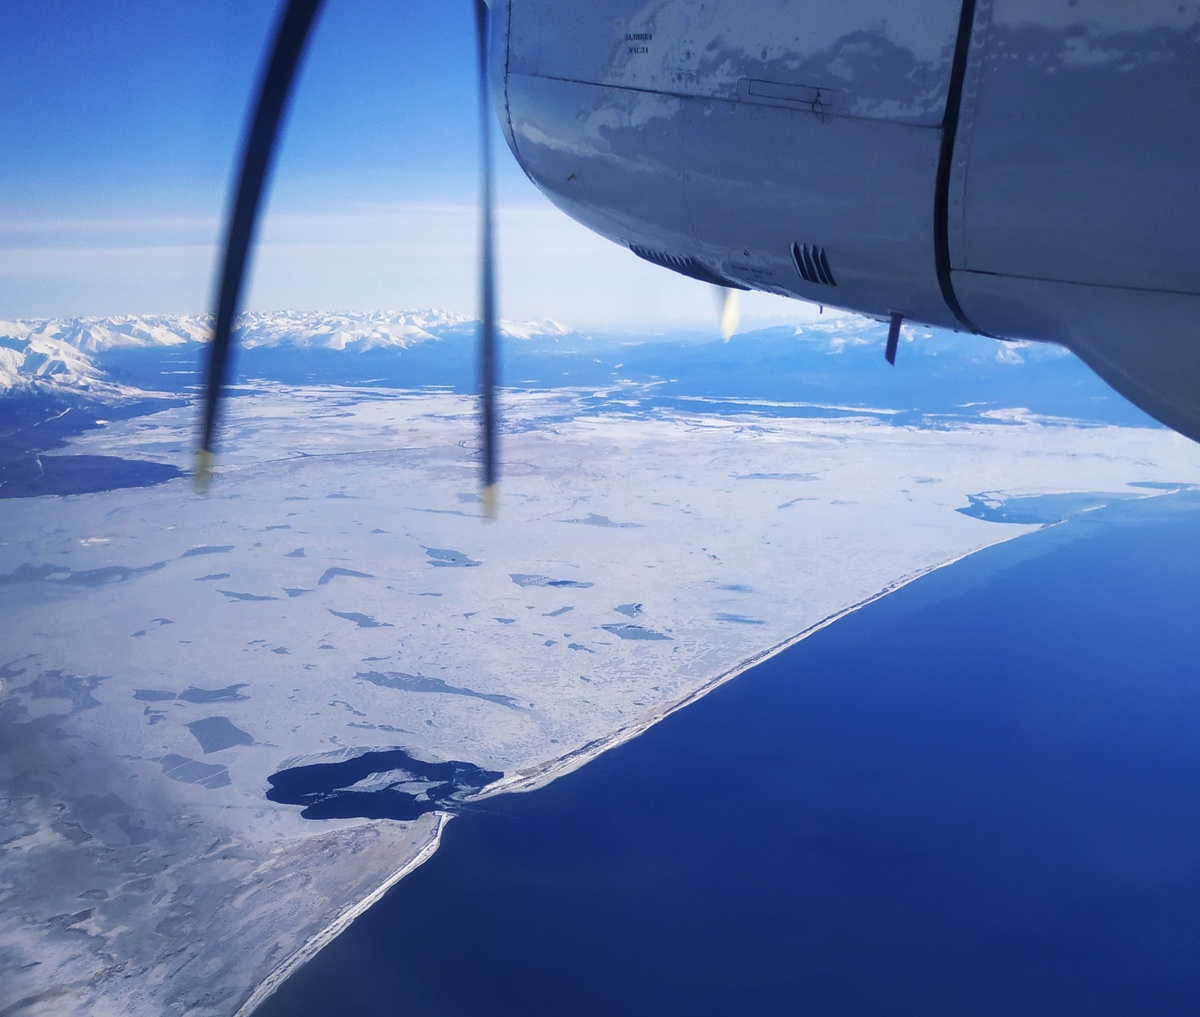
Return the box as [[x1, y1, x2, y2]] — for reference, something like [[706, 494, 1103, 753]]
[[0, 392, 186, 498], [257, 493, 1200, 1017]]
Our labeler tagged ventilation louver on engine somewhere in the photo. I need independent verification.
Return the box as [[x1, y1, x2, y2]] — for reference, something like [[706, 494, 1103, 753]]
[[791, 242, 836, 286], [629, 244, 748, 289]]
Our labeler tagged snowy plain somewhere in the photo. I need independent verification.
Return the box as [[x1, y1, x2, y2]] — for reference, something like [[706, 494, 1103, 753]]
[[4, 315, 1200, 1014]]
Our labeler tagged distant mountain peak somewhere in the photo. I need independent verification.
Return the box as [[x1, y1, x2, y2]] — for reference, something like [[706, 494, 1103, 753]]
[[0, 310, 591, 396]]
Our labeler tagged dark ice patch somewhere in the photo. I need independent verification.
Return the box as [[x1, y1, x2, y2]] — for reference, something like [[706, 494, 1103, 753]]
[[544, 606, 573, 618], [559, 513, 642, 528], [52, 818, 93, 844], [266, 748, 502, 821], [181, 545, 234, 558], [159, 754, 231, 789], [30, 670, 107, 711], [568, 643, 594, 653], [510, 574, 593, 589], [354, 671, 520, 709], [734, 472, 818, 481], [186, 716, 254, 753], [425, 548, 480, 568], [286, 548, 306, 558], [600, 623, 672, 641], [179, 684, 249, 704], [264, 524, 292, 530], [46, 909, 95, 932], [218, 590, 279, 602], [318, 567, 374, 585], [134, 689, 176, 702], [328, 609, 392, 628], [116, 815, 157, 845], [957, 491, 1135, 525], [715, 613, 765, 625], [0, 453, 183, 499], [1128, 481, 1194, 490], [194, 573, 231, 582], [614, 603, 643, 618], [283, 588, 309, 597], [0, 561, 166, 588]]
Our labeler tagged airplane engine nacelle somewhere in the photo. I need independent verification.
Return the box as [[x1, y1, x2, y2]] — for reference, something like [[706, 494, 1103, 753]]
[[490, 0, 1200, 442]]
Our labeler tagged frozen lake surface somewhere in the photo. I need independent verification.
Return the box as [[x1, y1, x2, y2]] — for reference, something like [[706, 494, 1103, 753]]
[[258, 493, 1200, 1017], [3, 379, 1200, 1015]]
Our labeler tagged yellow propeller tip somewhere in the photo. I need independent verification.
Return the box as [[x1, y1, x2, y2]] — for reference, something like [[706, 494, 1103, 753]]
[[480, 483, 498, 521], [193, 448, 215, 494]]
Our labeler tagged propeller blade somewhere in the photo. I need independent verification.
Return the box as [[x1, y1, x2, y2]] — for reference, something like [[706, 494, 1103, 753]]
[[475, 0, 499, 517], [196, 0, 324, 490], [719, 286, 740, 342], [712, 285, 741, 341]]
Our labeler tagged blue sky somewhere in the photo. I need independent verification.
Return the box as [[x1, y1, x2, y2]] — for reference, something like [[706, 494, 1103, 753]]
[[1, 1, 816, 330]]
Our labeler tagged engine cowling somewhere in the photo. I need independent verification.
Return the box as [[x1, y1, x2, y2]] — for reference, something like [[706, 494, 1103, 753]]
[[490, 0, 1200, 440]]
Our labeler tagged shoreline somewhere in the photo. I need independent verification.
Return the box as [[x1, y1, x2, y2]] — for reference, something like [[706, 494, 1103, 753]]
[[242, 528, 1042, 1015], [235, 812, 451, 1017], [482, 529, 1042, 800]]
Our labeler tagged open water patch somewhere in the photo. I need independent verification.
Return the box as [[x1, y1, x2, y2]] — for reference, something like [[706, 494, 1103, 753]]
[[266, 748, 502, 821]]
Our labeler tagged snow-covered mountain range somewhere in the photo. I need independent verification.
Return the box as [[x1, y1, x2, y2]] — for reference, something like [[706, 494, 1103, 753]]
[[1, 307, 1150, 431], [0, 310, 581, 395]]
